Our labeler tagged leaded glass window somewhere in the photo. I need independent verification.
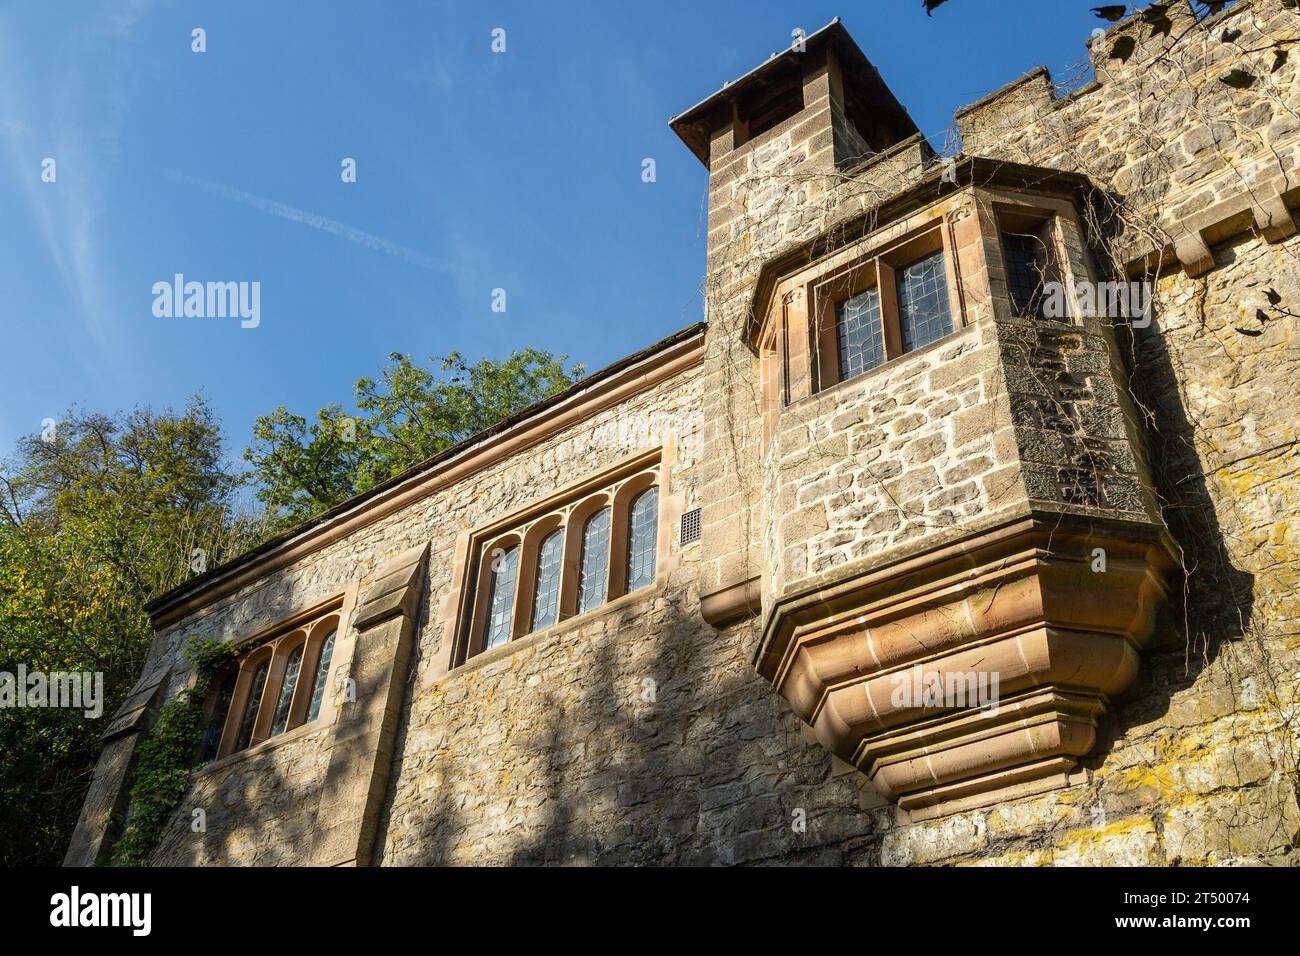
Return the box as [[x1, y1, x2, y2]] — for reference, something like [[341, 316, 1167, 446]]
[[626, 487, 659, 593], [1002, 232, 1050, 320], [199, 674, 235, 762], [234, 660, 269, 752], [896, 250, 953, 352], [484, 544, 519, 650], [530, 530, 563, 632], [305, 629, 336, 723], [836, 286, 885, 381], [206, 610, 341, 758], [461, 465, 665, 665], [270, 643, 303, 737], [577, 508, 611, 613]]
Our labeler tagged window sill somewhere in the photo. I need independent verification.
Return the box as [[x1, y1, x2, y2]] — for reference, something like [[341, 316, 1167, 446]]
[[799, 321, 974, 411], [193, 718, 329, 778], [1001, 312, 1082, 330], [444, 582, 662, 680]]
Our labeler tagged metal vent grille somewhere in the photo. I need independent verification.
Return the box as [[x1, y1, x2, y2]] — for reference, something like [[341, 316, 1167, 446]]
[[680, 508, 702, 546]]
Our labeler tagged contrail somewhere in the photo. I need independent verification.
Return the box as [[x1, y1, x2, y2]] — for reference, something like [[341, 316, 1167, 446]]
[[170, 171, 456, 274]]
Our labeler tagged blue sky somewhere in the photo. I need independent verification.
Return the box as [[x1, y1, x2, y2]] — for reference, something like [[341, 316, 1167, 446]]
[[0, 0, 1108, 467]]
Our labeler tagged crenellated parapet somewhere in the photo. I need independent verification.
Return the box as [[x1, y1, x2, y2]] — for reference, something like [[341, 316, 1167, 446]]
[[954, 0, 1300, 277]]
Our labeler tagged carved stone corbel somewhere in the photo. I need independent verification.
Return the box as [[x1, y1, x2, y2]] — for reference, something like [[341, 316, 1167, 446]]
[[755, 516, 1176, 818]]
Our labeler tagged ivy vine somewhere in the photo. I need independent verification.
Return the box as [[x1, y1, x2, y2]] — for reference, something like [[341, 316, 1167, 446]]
[[109, 638, 237, 866]]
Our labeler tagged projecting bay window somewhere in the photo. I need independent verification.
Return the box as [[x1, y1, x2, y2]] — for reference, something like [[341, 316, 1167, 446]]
[[897, 250, 954, 351], [836, 285, 885, 381], [812, 227, 960, 392], [201, 607, 343, 763], [1002, 232, 1050, 320], [459, 462, 664, 663], [756, 192, 1092, 438]]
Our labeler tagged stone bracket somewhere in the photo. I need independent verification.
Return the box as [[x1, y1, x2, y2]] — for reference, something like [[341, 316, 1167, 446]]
[[1251, 184, 1297, 244], [700, 574, 762, 628], [1173, 229, 1216, 279], [753, 514, 1175, 817], [1145, 172, 1300, 278]]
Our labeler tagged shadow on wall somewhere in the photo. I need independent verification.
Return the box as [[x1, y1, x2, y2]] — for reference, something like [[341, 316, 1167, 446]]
[[372, 590, 885, 866], [1089, 264, 1256, 755], [148, 253, 1271, 865], [213, 305, 1260, 866], [150, 727, 319, 866]]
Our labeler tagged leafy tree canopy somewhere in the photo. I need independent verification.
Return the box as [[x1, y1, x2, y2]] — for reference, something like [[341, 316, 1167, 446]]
[[0, 398, 263, 866], [1, 347, 580, 865], [244, 349, 583, 527]]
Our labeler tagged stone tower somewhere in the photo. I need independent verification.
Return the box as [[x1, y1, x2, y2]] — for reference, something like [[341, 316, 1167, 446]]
[[672, 19, 1178, 817]]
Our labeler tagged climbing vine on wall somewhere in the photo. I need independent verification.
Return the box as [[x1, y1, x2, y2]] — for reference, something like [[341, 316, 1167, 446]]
[[110, 638, 238, 867]]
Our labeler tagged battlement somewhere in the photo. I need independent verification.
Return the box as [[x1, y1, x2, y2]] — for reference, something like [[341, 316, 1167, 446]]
[[954, 0, 1298, 275]]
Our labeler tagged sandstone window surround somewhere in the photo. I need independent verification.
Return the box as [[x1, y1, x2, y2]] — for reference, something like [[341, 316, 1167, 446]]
[[757, 220, 969, 445], [201, 601, 343, 763], [756, 188, 1091, 444], [451, 451, 670, 666], [809, 226, 962, 394], [984, 195, 1089, 327]]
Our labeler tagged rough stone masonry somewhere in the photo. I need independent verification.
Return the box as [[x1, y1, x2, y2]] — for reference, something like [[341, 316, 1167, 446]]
[[68, 0, 1300, 866]]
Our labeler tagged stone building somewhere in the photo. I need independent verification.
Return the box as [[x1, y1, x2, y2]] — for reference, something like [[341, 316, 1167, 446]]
[[68, 0, 1299, 866]]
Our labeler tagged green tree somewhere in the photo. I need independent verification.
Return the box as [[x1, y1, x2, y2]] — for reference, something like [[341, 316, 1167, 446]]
[[0, 398, 265, 866], [0, 348, 578, 865], [245, 349, 582, 526]]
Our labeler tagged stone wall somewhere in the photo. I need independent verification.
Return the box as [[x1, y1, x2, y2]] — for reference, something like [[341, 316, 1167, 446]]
[[765, 320, 1014, 600], [694, 45, 930, 623], [154, 720, 335, 865], [694, 0, 1298, 863], [147, 356, 713, 865], [941, 0, 1300, 863], [956, 0, 1300, 273], [376, 589, 880, 865]]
